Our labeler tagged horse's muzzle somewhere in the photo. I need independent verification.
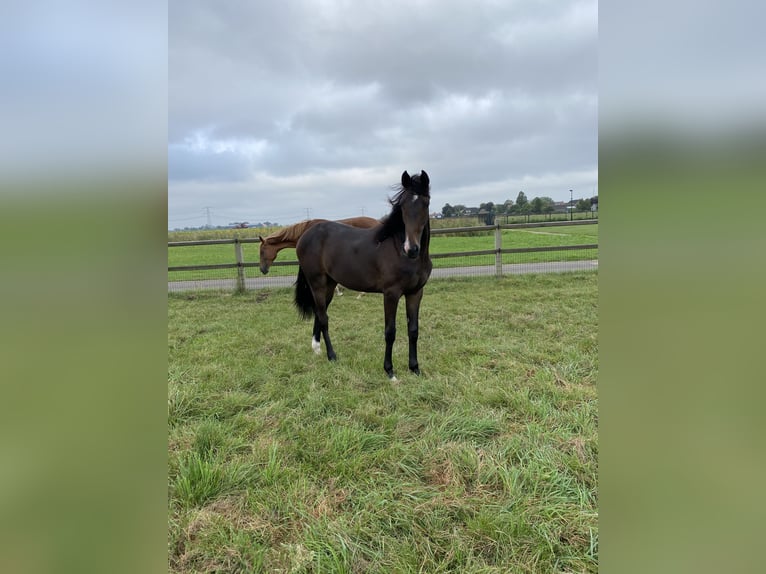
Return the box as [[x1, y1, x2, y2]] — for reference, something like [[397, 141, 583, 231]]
[[406, 245, 420, 259]]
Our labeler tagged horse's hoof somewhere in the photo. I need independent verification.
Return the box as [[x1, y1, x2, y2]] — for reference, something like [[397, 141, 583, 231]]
[[410, 366, 421, 376], [328, 353, 337, 362]]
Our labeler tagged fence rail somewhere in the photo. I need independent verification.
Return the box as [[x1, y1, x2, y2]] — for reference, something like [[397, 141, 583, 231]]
[[168, 221, 598, 292], [167, 237, 264, 247]]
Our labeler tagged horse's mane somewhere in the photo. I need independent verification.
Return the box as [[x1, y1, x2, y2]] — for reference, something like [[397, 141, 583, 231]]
[[375, 174, 430, 243], [265, 219, 328, 244], [375, 202, 404, 243]]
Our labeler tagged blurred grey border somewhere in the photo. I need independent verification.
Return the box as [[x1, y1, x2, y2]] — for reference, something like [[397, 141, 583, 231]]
[[0, 2, 167, 573], [601, 2, 766, 573]]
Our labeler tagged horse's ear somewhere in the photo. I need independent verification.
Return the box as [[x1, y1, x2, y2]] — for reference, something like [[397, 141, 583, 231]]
[[420, 170, 429, 189], [401, 170, 411, 187], [258, 235, 265, 243]]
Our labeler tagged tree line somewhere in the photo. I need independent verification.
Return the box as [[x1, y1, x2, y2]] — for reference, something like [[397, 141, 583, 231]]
[[440, 191, 597, 217]]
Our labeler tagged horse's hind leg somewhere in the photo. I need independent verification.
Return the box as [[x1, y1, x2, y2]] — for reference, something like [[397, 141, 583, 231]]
[[405, 289, 424, 375], [305, 274, 336, 359], [316, 309, 336, 361], [383, 293, 400, 380], [315, 277, 338, 361], [311, 317, 322, 355]]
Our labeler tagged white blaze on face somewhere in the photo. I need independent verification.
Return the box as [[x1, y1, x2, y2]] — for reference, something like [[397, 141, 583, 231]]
[[312, 337, 321, 354], [403, 194, 422, 254]]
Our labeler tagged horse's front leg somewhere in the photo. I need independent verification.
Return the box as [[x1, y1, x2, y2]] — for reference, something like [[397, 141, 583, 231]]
[[405, 289, 424, 375], [383, 293, 400, 380]]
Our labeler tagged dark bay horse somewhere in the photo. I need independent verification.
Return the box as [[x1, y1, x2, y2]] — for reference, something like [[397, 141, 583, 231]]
[[294, 170, 433, 380]]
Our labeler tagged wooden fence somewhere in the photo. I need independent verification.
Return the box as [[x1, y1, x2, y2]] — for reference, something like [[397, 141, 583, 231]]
[[168, 220, 598, 292]]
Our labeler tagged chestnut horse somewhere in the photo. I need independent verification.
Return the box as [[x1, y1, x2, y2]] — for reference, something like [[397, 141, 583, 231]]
[[258, 216, 380, 274], [294, 170, 432, 380]]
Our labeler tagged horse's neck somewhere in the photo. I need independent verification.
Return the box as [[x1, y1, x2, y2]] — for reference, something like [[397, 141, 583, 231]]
[[420, 221, 431, 258], [266, 229, 295, 246], [266, 226, 302, 247], [267, 239, 296, 250], [268, 219, 326, 247]]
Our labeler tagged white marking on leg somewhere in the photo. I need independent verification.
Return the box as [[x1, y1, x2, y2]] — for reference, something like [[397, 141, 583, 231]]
[[390, 375, 398, 382], [312, 337, 321, 354]]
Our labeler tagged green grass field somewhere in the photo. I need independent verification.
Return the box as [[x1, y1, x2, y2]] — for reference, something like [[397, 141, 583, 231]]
[[168, 224, 598, 282], [168, 272, 598, 573]]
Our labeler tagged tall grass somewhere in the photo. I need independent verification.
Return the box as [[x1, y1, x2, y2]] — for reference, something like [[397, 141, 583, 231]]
[[168, 272, 598, 573]]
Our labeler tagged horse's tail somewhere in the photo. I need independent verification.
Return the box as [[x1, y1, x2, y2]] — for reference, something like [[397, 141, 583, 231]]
[[294, 266, 315, 320]]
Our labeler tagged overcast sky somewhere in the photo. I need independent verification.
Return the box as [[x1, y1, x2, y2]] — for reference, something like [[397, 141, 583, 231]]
[[169, 0, 597, 228]]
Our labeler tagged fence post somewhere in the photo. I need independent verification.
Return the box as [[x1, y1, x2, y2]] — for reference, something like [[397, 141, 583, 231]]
[[234, 238, 246, 293], [495, 224, 502, 277]]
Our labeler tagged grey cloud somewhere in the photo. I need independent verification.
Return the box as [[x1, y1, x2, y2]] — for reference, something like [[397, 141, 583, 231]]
[[169, 0, 598, 226], [168, 144, 253, 182]]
